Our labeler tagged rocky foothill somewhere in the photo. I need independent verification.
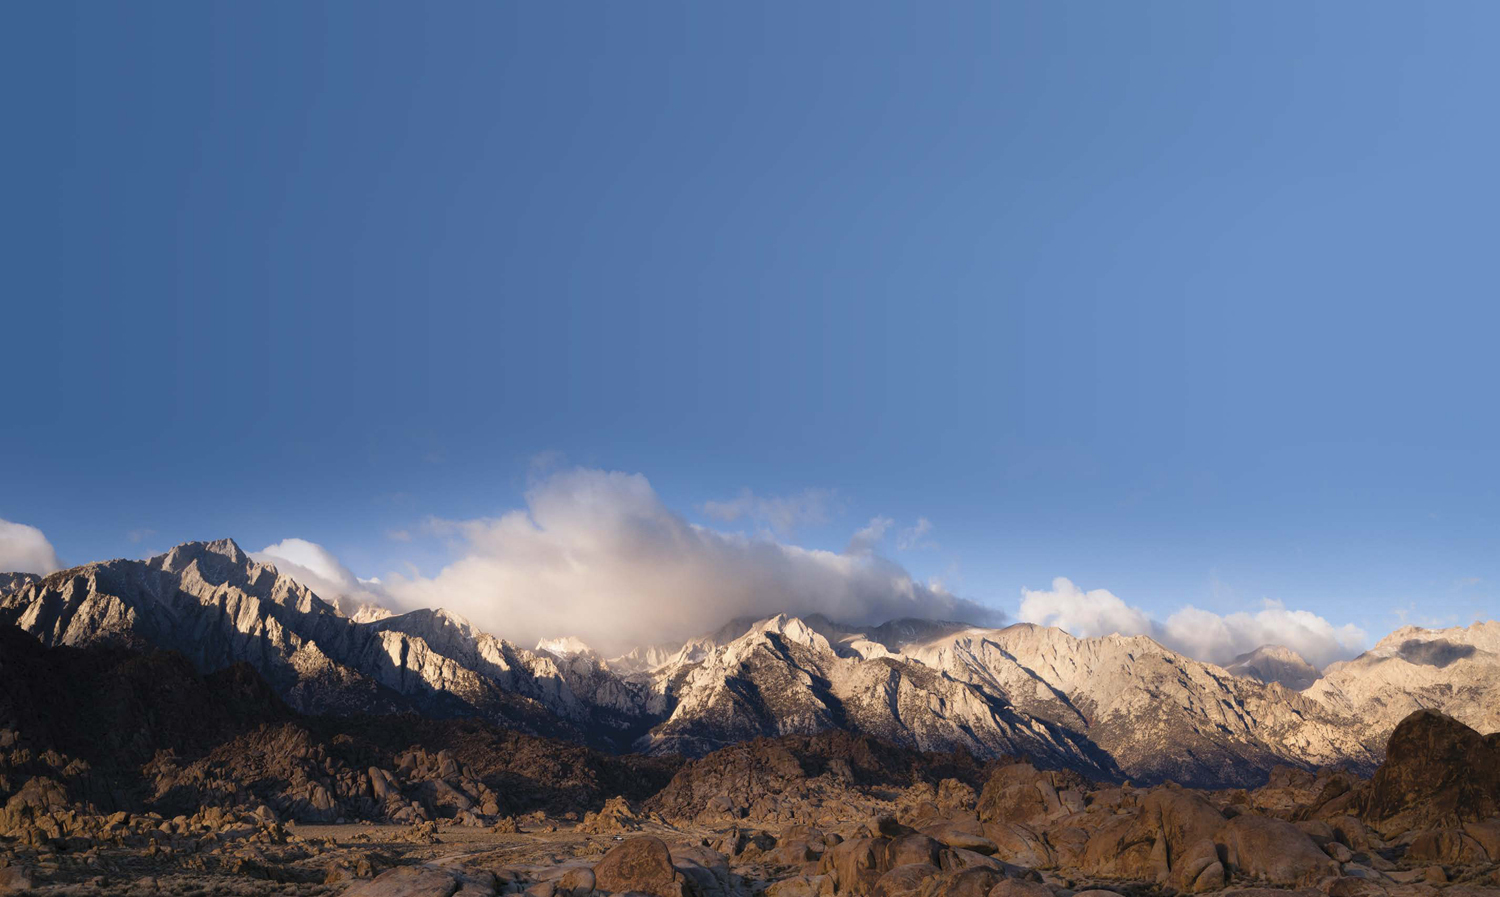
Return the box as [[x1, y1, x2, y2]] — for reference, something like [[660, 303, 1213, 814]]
[[2, 629, 1498, 897]]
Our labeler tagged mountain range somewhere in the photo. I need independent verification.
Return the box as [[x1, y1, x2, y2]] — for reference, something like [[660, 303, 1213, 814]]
[[2, 538, 1496, 788]]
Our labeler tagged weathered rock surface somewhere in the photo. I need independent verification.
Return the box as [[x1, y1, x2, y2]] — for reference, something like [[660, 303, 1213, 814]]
[[593, 835, 692, 897], [1218, 813, 1340, 886], [1364, 709, 1500, 831], [644, 729, 991, 828]]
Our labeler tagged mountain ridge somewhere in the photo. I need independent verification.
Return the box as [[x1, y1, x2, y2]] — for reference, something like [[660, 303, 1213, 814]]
[[3, 538, 1498, 788]]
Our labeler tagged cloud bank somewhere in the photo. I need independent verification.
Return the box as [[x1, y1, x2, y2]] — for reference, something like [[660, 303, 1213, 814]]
[[368, 468, 998, 653], [0, 518, 61, 575], [253, 538, 385, 613], [1019, 576, 1366, 669]]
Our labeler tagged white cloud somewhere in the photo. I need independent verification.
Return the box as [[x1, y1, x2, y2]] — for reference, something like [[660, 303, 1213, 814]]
[[897, 518, 935, 551], [380, 468, 1001, 653], [1019, 577, 1156, 640], [1018, 576, 1365, 670], [846, 516, 894, 555], [1161, 601, 1366, 670], [253, 538, 386, 614], [0, 518, 61, 575], [700, 487, 836, 536]]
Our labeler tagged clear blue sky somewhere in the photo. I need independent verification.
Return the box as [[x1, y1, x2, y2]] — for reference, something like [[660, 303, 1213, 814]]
[[3, 2, 1497, 637]]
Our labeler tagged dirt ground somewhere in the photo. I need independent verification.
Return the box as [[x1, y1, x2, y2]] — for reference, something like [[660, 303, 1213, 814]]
[[3, 819, 706, 896]]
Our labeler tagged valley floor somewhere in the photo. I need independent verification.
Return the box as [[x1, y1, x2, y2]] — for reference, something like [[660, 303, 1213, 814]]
[[4, 712, 1500, 897]]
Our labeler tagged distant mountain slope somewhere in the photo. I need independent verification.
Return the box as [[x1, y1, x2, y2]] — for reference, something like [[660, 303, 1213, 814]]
[[1225, 644, 1321, 691], [634, 614, 1120, 779], [1308, 621, 1500, 739], [0, 540, 647, 747], [3, 538, 1497, 788], [901, 624, 1376, 785]]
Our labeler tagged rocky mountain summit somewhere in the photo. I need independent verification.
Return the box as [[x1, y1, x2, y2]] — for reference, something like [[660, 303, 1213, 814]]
[[1308, 626, 1500, 743], [0, 540, 650, 747], [1226, 645, 1323, 691], [3, 540, 1499, 789]]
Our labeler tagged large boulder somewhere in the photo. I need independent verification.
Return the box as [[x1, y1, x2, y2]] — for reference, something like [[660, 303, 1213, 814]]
[[766, 876, 836, 897], [920, 819, 997, 855], [915, 866, 1004, 897], [1045, 825, 1091, 869], [1170, 838, 1226, 893], [983, 822, 1054, 868], [343, 865, 497, 897], [1144, 789, 1226, 856], [556, 867, 596, 897], [1141, 789, 1227, 890], [1079, 813, 1158, 880], [1219, 814, 1340, 887], [873, 864, 940, 897], [671, 845, 739, 897], [1364, 710, 1500, 831], [986, 881, 1052, 897], [977, 764, 1083, 826], [819, 837, 889, 895], [594, 836, 695, 897], [884, 834, 944, 869], [1406, 828, 1491, 865], [1077, 788, 1225, 884], [1466, 820, 1500, 860], [0, 866, 35, 896]]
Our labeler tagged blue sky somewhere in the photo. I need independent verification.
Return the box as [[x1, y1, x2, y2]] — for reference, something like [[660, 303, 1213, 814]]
[[2, 3, 1496, 655]]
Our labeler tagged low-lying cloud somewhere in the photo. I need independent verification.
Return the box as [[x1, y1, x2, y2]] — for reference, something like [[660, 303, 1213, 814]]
[[0, 517, 61, 575], [253, 538, 385, 614], [1019, 576, 1366, 669], [365, 468, 999, 653]]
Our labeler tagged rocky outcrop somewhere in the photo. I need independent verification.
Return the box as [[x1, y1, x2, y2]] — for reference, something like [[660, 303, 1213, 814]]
[[593, 836, 693, 897], [1364, 709, 1500, 831], [0, 572, 38, 598], [976, 762, 1087, 826], [577, 795, 642, 833], [344, 864, 497, 897], [644, 730, 991, 828], [1218, 814, 1340, 886]]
